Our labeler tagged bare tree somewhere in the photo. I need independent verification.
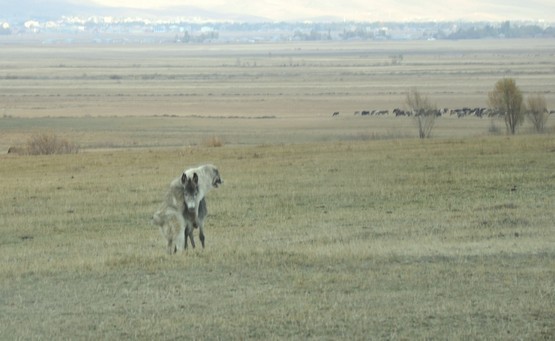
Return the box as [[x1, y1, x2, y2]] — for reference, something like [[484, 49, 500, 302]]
[[488, 78, 524, 135], [406, 88, 437, 139], [526, 93, 548, 133]]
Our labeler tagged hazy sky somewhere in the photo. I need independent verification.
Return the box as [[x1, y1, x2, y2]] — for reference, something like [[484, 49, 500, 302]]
[[88, 0, 554, 22]]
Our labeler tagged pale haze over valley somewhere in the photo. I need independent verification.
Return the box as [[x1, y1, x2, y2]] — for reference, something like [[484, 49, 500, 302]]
[[3, 0, 555, 22]]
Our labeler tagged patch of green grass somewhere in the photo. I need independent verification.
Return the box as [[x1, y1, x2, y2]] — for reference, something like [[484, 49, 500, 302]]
[[1, 135, 554, 339]]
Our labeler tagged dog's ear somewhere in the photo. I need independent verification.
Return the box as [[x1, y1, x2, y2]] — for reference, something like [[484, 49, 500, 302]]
[[193, 172, 199, 184], [181, 172, 187, 184]]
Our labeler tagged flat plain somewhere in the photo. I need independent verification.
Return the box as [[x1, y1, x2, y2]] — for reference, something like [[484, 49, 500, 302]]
[[2, 39, 555, 119], [1, 39, 554, 339]]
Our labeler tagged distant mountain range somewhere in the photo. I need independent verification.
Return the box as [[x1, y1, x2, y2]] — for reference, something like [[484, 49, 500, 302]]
[[2, 0, 97, 20], [1, 0, 266, 22], [2, 0, 554, 23]]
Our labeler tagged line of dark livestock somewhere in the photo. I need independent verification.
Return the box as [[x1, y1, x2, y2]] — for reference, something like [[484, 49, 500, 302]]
[[332, 107, 553, 118]]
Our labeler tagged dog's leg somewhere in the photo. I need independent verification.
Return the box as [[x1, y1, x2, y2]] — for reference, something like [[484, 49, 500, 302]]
[[198, 198, 207, 249], [199, 227, 205, 249], [184, 224, 189, 249], [176, 225, 185, 254], [185, 223, 196, 249], [167, 237, 175, 254]]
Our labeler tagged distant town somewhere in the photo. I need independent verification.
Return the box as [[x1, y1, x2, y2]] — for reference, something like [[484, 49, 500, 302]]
[[1, 16, 554, 44]]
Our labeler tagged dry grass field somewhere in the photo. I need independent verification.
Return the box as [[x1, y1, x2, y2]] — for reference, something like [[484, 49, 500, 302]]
[[1, 136, 554, 339], [1, 39, 554, 120], [1, 40, 555, 339]]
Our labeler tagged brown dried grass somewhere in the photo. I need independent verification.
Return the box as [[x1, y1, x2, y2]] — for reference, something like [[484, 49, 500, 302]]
[[25, 132, 79, 155]]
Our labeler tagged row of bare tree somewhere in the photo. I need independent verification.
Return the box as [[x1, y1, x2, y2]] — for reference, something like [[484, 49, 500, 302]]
[[407, 78, 550, 138]]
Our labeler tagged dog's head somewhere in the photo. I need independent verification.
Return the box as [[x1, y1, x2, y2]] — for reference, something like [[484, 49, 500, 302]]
[[211, 167, 223, 188], [201, 164, 223, 188], [181, 172, 199, 214]]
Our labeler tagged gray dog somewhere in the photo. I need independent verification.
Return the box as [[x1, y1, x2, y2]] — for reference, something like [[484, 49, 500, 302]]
[[182, 164, 223, 249], [152, 164, 222, 253]]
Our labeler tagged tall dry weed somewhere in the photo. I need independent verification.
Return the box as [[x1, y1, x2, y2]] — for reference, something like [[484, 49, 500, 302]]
[[26, 132, 79, 155], [202, 135, 224, 147]]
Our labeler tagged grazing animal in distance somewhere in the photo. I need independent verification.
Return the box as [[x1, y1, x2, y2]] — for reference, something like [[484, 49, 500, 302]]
[[332, 111, 339, 117]]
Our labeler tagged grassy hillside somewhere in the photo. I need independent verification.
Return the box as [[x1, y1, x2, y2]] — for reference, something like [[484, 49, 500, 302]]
[[1, 135, 554, 339]]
